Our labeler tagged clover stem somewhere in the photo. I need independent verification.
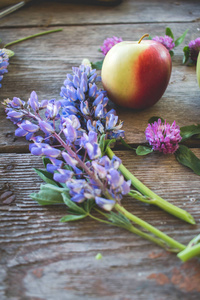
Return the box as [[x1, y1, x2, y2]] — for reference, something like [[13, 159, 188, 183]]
[[106, 147, 195, 225], [138, 33, 149, 44]]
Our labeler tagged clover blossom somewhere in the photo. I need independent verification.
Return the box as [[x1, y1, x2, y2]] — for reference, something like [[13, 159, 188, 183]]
[[0, 49, 9, 88], [145, 118, 182, 154], [188, 37, 200, 62], [152, 35, 175, 51], [100, 36, 123, 56]]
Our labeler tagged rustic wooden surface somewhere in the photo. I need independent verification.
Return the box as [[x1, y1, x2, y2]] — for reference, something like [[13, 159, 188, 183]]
[[0, 1, 200, 299]]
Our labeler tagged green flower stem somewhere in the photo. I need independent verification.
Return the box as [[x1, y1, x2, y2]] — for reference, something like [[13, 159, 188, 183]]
[[4, 28, 62, 48], [106, 147, 195, 225], [114, 203, 186, 252], [177, 243, 200, 262], [94, 208, 173, 250]]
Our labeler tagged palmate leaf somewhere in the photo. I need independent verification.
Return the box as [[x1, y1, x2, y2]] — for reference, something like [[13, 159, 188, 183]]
[[61, 192, 87, 215], [60, 214, 87, 222], [33, 168, 58, 186], [30, 185, 64, 205], [175, 145, 200, 175], [104, 211, 132, 230]]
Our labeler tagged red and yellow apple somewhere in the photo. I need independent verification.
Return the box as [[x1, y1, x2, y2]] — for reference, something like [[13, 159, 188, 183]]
[[101, 34, 172, 109]]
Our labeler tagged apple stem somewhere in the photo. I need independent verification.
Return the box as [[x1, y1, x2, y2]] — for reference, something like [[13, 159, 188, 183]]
[[138, 33, 149, 44]]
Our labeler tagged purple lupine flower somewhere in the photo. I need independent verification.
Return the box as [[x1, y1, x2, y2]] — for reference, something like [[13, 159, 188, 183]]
[[7, 97, 25, 109], [0, 49, 9, 88], [152, 35, 175, 51], [42, 146, 61, 158], [39, 120, 54, 134], [45, 99, 61, 120], [100, 36, 123, 56], [188, 37, 200, 62], [19, 120, 39, 133], [7, 110, 24, 119], [53, 169, 73, 183], [145, 118, 182, 154], [28, 91, 40, 112], [95, 197, 115, 211]]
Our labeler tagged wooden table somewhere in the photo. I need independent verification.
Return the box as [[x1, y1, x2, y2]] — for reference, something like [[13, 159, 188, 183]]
[[0, 1, 200, 299]]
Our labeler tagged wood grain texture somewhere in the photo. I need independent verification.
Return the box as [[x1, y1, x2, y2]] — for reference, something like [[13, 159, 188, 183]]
[[1, 152, 200, 300], [0, 0, 200, 27], [0, 22, 200, 149], [1, 1, 200, 299]]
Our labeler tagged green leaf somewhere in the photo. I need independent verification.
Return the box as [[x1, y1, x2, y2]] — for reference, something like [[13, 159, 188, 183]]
[[183, 46, 190, 64], [83, 199, 95, 213], [40, 183, 68, 193], [42, 157, 52, 168], [99, 134, 106, 154], [33, 168, 58, 186], [61, 192, 86, 215], [180, 124, 200, 141], [169, 50, 174, 58], [120, 137, 136, 151], [136, 145, 153, 156], [148, 116, 164, 124], [91, 60, 103, 70], [30, 186, 64, 205], [165, 27, 174, 40], [175, 145, 200, 175], [174, 29, 188, 48], [105, 211, 132, 230], [60, 214, 87, 222]]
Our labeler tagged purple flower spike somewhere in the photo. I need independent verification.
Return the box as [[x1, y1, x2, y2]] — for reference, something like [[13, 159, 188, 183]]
[[95, 197, 115, 211], [188, 37, 200, 62], [152, 35, 175, 51], [100, 36, 123, 56], [145, 118, 182, 154]]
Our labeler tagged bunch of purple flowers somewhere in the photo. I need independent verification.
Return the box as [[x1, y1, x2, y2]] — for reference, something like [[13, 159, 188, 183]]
[[0, 49, 9, 88], [4, 65, 129, 211]]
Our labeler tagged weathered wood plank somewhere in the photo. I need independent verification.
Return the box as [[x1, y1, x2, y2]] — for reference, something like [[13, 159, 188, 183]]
[[0, 151, 200, 300], [0, 22, 200, 150], [0, 0, 200, 27]]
